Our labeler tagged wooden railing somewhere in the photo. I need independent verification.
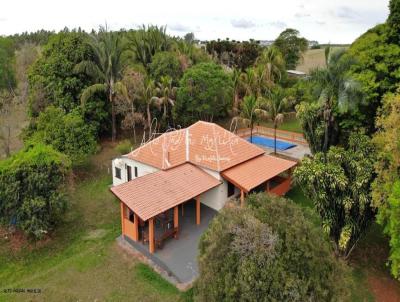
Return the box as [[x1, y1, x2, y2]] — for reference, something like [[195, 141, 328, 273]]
[[236, 126, 308, 145]]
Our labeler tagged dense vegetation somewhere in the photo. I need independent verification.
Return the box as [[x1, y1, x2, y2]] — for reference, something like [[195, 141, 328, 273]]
[[0, 144, 70, 239], [0, 0, 400, 296], [196, 193, 350, 301]]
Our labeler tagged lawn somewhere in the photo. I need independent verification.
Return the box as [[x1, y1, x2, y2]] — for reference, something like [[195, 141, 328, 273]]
[[259, 117, 303, 133], [1, 141, 399, 302], [0, 142, 191, 302]]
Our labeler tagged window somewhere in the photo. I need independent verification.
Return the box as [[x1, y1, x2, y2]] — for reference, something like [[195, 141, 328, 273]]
[[127, 165, 132, 181], [115, 167, 121, 179], [228, 182, 235, 197], [134, 166, 138, 177]]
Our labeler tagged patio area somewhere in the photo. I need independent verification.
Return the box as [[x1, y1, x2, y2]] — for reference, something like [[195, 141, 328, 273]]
[[120, 200, 217, 284]]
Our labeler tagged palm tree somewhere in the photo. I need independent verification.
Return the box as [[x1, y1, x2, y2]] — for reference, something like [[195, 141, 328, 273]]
[[240, 67, 265, 98], [75, 27, 127, 141], [255, 46, 285, 89], [231, 68, 242, 115], [151, 75, 176, 125], [309, 47, 363, 153], [233, 95, 268, 143], [141, 78, 157, 132], [128, 25, 170, 69], [264, 87, 290, 154]]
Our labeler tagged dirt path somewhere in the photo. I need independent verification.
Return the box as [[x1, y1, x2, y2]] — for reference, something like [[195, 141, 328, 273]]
[[368, 271, 400, 302]]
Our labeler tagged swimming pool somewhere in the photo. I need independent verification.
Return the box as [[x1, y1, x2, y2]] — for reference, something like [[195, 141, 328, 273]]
[[247, 136, 297, 150]]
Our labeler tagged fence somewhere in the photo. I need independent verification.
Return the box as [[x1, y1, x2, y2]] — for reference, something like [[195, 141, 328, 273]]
[[236, 125, 308, 145]]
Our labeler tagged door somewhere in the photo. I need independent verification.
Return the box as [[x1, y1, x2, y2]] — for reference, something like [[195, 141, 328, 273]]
[[127, 165, 132, 181]]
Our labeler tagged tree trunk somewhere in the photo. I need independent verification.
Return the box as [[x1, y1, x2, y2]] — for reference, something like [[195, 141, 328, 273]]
[[274, 121, 277, 155], [146, 103, 151, 130], [233, 92, 239, 116], [110, 94, 116, 142], [3, 126, 11, 157], [250, 121, 253, 143]]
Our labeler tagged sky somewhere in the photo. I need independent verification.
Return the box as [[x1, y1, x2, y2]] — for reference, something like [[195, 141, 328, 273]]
[[0, 0, 390, 44]]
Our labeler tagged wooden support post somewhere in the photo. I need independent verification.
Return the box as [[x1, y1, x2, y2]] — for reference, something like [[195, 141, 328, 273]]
[[120, 202, 125, 235], [240, 190, 245, 208], [174, 206, 179, 238], [266, 181, 270, 192], [196, 196, 201, 225], [182, 203, 184, 217], [149, 218, 155, 254], [133, 213, 139, 241]]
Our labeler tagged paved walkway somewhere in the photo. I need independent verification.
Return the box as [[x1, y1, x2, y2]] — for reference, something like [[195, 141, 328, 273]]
[[122, 201, 217, 284]]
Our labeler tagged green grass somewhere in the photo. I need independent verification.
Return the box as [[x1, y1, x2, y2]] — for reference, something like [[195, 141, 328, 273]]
[[287, 185, 400, 301], [261, 118, 303, 134], [0, 143, 189, 302]]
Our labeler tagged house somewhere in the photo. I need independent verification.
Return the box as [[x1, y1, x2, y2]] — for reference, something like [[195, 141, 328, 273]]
[[110, 121, 296, 254]]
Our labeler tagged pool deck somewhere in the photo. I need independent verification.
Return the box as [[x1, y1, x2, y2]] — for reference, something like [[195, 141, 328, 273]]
[[247, 135, 311, 160]]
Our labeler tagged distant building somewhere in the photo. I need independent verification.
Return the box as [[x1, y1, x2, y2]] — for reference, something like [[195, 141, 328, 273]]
[[287, 70, 307, 78], [259, 40, 275, 47]]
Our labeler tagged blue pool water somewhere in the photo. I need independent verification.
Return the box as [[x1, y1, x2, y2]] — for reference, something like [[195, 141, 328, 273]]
[[247, 136, 297, 150]]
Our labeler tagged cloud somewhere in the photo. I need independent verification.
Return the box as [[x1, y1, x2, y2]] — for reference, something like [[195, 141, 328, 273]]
[[168, 23, 193, 32], [231, 19, 256, 29], [334, 6, 359, 20], [269, 21, 287, 29], [294, 12, 311, 18]]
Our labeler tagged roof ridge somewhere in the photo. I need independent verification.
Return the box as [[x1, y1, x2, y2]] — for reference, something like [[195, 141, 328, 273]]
[[212, 123, 221, 171]]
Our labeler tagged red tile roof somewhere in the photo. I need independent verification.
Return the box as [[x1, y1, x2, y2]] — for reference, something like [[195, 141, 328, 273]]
[[221, 155, 297, 192], [110, 163, 221, 221], [126, 121, 265, 172]]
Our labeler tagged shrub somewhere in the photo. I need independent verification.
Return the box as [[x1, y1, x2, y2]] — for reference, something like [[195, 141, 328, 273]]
[[116, 139, 132, 155], [195, 193, 350, 302], [26, 106, 97, 164], [0, 144, 71, 239]]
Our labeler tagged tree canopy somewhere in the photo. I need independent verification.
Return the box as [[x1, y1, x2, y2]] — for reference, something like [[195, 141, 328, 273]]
[[196, 193, 350, 301], [274, 28, 308, 70], [294, 133, 376, 258], [0, 144, 70, 239], [25, 106, 97, 164], [174, 62, 233, 125], [28, 30, 93, 115]]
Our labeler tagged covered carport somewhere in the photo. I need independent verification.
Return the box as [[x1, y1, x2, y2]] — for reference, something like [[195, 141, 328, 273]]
[[221, 155, 297, 207], [110, 163, 221, 254]]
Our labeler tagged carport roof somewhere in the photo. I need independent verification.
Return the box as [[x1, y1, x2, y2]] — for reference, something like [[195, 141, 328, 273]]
[[110, 163, 221, 221], [221, 155, 297, 193]]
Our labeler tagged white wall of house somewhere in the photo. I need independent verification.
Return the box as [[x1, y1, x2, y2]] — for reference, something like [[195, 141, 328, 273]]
[[112, 157, 159, 186], [112, 157, 239, 212], [200, 180, 228, 211]]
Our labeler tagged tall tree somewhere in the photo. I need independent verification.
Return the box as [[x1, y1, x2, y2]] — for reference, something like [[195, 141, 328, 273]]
[[264, 87, 290, 154], [233, 95, 267, 143], [372, 93, 400, 279], [307, 48, 363, 153], [388, 0, 400, 43], [295, 133, 376, 259], [174, 62, 233, 126], [274, 28, 308, 69], [151, 75, 176, 125], [75, 27, 127, 141], [141, 77, 157, 132], [231, 68, 242, 115], [28, 30, 93, 115], [255, 46, 285, 89], [128, 25, 170, 69]]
